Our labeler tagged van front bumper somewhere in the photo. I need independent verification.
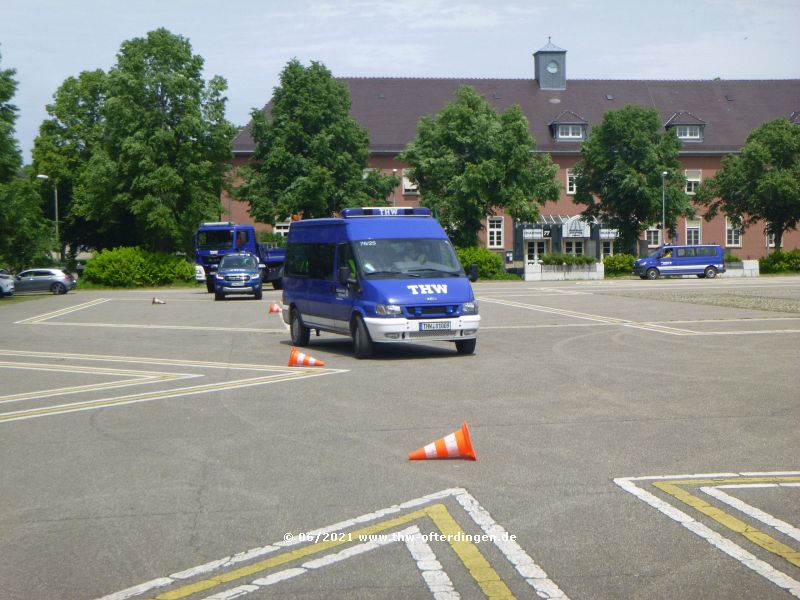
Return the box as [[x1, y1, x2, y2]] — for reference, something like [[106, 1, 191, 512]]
[[364, 315, 480, 343]]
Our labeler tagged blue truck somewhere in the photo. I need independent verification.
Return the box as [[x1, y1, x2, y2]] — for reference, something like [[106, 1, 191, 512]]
[[193, 222, 285, 292]]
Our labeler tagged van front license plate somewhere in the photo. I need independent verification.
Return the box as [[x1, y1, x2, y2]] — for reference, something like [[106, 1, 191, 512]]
[[419, 322, 450, 331]]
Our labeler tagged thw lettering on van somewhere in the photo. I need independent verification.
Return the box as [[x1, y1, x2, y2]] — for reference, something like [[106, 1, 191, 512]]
[[407, 284, 448, 295]]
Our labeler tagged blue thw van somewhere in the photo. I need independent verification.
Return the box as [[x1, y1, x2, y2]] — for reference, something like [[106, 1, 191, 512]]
[[282, 207, 480, 358], [633, 244, 725, 279]]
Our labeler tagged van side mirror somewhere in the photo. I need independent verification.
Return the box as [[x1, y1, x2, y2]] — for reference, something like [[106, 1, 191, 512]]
[[466, 263, 478, 282], [338, 266, 356, 286]]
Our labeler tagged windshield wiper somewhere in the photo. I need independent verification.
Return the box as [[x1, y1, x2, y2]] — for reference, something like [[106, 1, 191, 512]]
[[406, 268, 460, 277], [366, 269, 419, 278]]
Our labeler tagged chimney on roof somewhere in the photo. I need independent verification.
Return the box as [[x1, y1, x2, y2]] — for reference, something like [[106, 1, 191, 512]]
[[534, 37, 566, 91]]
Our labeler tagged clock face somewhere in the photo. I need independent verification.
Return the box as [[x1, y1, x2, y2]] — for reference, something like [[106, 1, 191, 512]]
[[546, 60, 559, 74]]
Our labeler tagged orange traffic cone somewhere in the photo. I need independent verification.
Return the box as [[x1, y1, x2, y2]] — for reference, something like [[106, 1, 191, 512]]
[[408, 422, 476, 461], [288, 346, 325, 367], [268, 303, 282, 314], [152, 297, 166, 304]]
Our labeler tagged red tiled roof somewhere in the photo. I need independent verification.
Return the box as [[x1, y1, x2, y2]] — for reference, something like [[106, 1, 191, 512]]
[[232, 78, 800, 156]]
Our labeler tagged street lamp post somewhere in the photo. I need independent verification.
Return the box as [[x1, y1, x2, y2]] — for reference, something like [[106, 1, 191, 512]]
[[661, 171, 668, 245], [37, 174, 59, 258]]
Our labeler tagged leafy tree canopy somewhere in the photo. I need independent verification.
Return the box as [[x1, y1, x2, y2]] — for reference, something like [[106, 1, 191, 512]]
[[236, 59, 398, 222], [696, 117, 800, 252], [572, 105, 691, 252], [399, 86, 560, 248], [0, 50, 21, 183]]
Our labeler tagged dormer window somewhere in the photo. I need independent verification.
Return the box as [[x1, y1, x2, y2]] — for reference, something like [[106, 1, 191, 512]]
[[557, 124, 584, 140], [677, 125, 701, 140], [665, 112, 705, 143]]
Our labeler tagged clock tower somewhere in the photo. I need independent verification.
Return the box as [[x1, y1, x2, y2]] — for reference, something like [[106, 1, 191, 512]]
[[534, 38, 567, 90]]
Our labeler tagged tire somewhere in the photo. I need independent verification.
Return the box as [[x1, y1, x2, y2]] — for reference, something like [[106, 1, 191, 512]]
[[646, 268, 659, 280], [214, 291, 224, 301], [704, 266, 718, 279], [455, 338, 477, 355], [254, 288, 263, 300], [51, 282, 66, 295], [697, 274, 706, 278], [272, 279, 283, 290], [206, 280, 215, 293], [290, 308, 311, 346], [352, 315, 373, 359]]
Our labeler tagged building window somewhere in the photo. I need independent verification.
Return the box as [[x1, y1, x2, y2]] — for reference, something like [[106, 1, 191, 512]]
[[273, 222, 291, 237], [488, 217, 503, 249], [685, 169, 701, 195], [726, 218, 742, 247], [402, 169, 418, 195], [566, 169, 576, 195], [527, 241, 548, 260], [557, 124, 584, 140], [677, 125, 701, 140], [646, 228, 661, 248], [564, 240, 584, 255], [601, 241, 614, 257], [362, 168, 376, 179], [685, 219, 701, 245], [767, 232, 775, 248]]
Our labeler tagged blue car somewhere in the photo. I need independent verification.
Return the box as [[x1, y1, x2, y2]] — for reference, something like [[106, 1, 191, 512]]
[[282, 207, 480, 358], [633, 244, 726, 279], [212, 253, 263, 300]]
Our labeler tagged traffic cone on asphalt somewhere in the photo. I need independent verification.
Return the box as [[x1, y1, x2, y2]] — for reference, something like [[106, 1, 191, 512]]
[[408, 422, 476, 461], [288, 346, 325, 367], [152, 297, 166, 304], [268, 303, 282, 314]]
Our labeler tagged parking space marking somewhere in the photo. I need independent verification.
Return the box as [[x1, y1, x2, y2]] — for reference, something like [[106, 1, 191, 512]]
[[615, 472, 800, 597], [702, 484, 800, 543], [95, 488, 568, 600], [14, 297, 111, 324], [0, 350, 347, 424]]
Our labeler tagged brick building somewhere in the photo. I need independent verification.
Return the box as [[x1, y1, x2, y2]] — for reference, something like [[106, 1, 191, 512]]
[[229, 41, 800, 263]]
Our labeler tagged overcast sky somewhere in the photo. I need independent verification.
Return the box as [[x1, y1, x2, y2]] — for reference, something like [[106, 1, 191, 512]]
[[2, 0, 799, 162]]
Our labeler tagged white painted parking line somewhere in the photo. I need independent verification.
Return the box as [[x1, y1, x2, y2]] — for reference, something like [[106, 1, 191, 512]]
[[701, 484, 800, 542], [615, 472, 800, 598], [14, 298, 111, 324]]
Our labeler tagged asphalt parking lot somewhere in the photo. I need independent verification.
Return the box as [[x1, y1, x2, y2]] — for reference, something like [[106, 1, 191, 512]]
[[1, 276, 799, 600]]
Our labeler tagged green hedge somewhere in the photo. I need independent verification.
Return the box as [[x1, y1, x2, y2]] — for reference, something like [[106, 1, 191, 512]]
[[456, 247, 518, 279], [603, 253, 636, 275], [760, 249, 800, 274], [83, 247, 195, 287], [539, 253, 596, 266]]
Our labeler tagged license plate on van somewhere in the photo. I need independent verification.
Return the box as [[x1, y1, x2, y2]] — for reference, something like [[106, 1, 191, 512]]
[[419, 322, 450, 331]]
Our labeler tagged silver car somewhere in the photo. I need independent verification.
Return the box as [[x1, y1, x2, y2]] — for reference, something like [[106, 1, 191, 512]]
[[14, 269, 77, 294], [0, 275, 13, 297]]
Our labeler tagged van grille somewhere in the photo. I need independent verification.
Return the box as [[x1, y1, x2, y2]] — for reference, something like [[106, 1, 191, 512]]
[[404, 305, 459, 318]]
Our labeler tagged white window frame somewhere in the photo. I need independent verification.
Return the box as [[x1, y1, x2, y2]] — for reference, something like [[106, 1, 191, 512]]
[[564, 240, 584, 255], [685, 169, 702, 195], [677, 125, 701, 140], [566, 169, 577, 195], [646, 228, 661, 248], [273, 222, 291, 237], [685, 219, 701, 245], [601, 240, 614, 257], [401, 169, 418, 195], [726, 218, 742, 247], [557, 124, 584, 140], [487, 217, 504, 249], [767, 232, 776, 248], [362, 168, 376, 179]]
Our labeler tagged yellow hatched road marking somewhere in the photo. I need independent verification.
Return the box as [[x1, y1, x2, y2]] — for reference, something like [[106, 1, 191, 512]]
[[152, 503, 514, 600], [654, 477, 800, 568]]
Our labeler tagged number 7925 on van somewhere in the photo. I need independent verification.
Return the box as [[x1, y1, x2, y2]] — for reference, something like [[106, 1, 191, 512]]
[[281, 207, 480, 359]]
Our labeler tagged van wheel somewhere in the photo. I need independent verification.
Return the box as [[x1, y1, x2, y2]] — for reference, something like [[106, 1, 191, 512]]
[[290, 309, 311, 346], [352, 315, 373, 359], [646, 268, 659, 280], [704, 266, 718, 279], [455, 338, 476, 355]]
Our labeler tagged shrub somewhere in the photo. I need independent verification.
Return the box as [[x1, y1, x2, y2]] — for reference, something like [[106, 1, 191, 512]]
[[603, 253, 636, 275], [539, 253, 596, 266], [456, 247, 514, 279], [83, 247, 194, 287], [724, 252, 743, 263], [760, 249, 800, 274]]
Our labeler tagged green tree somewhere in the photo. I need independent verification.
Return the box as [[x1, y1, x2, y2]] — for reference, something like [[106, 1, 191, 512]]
[[47, 29, 236, 252], [237, 59, 398, 222], [32, 69, 107, 253], [573, 105, 691, 252], [696, 118, 800, 252], [399, 86, 560, 248], [0, 50, 21, 183]]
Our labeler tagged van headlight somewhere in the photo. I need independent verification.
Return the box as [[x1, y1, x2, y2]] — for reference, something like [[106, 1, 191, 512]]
[[375, 304, 402, 316], [462, 301, 478, 315]]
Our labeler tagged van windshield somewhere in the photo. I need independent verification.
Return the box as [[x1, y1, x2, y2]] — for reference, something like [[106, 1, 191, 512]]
[[353, 238, 463, 279]]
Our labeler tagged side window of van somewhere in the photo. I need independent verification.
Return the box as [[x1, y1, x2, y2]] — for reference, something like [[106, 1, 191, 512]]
[[286, 243, 335, 279], [337, 243, 356, 278], [696, 247, 715, 257], [677, 248, 695, 257]]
